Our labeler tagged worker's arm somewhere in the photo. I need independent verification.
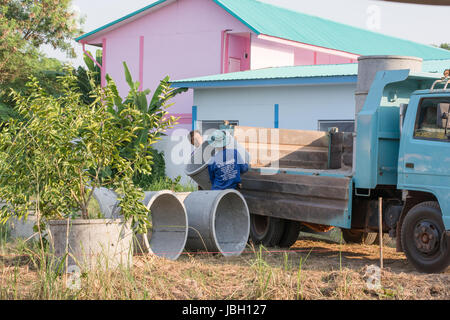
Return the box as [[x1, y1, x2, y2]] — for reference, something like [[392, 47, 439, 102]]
[[236, 150, 249, 174], [207, 161, 215, 183]]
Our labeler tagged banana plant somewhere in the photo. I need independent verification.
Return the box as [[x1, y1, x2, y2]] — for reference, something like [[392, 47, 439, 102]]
[[102, 62, 187, 178]]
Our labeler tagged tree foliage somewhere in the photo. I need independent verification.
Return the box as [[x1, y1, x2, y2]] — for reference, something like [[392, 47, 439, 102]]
[[0, 63, 185, 234], [0, 54, 65, 123], [440, 43, 450, 51], [0, 0, 82, 84]]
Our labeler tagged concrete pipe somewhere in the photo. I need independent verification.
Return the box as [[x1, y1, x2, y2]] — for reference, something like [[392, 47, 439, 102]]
[[93, 187, 120, 219], [48, 219, 133, 272], [184, 138, 251, 190], [355, 55, 423, 114], [184, 140, 216, 190], [135, 191, 188, 260], [176, 190, 250, 257]]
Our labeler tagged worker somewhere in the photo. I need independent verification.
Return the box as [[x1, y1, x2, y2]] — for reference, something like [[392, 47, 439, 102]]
[[188, 130, 203, 151], [443, 69, 450, 78], [188, 130, 204, 190], [207, 130, 249, 191]]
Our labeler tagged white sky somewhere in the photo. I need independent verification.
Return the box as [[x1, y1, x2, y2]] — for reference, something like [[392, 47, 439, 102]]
[[44, 0, 450, 67]]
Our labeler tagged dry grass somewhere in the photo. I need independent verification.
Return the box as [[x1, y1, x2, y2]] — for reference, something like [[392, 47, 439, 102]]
[[0, 234, 449, 300]]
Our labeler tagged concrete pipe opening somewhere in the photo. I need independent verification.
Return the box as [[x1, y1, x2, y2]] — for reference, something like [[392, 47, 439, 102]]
[[213, 191, 250, 256], [184, 141, 216, 190], [178, 190, 250, 257], [140, 191, 188, 261]]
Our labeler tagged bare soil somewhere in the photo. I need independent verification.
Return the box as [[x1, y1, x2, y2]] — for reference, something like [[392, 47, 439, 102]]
[[1, 235, 449, 300]]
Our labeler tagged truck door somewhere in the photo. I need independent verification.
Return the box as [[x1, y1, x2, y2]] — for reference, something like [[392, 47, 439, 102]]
[[398, 95, 450, 228]]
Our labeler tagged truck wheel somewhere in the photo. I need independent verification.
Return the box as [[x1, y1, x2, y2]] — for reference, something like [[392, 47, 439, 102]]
[[278, 220, 303, 248], [342, 229, 378, 245], [401, 201, 449, 274], [249, 214, 285, 247]]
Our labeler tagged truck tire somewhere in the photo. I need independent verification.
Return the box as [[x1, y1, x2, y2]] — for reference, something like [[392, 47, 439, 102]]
[[249, 214, 285, 247], [278, 220, 303, 248], [401, 201, 449, 274], [342, 229, 378, 245]]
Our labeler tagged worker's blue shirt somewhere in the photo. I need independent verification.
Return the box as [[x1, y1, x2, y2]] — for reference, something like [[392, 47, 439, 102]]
[[207, 148, 249, 190]]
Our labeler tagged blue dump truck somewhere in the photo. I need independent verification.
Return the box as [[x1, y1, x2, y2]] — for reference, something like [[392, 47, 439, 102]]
[[234, 66, 450, 273]]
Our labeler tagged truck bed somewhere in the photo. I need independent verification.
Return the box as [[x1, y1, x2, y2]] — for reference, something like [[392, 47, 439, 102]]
[[233, 126, 354, 229]]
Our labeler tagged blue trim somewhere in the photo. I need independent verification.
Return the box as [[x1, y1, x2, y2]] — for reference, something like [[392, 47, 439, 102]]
[[76, 0, 169, 42], [274, 104, 279, 129], [345, 179, 354, 229], [171, 75, 358, 88], [192, 106, 197, 131]]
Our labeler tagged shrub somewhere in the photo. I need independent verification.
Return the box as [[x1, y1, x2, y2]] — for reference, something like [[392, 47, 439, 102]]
[[0, 63, 186, 234]]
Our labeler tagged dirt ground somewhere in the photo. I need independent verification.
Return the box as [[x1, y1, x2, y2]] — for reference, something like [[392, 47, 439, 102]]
[[1, 233, 449, 300], [150, 235, 449, 300]]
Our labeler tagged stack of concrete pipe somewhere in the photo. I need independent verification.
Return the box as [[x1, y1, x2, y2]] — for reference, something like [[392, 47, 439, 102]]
[[94, 188, 250, 260]]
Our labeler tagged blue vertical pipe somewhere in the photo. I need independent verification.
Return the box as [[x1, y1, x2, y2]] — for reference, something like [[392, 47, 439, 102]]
[[192, 106, 197, 131], [274, 104, 279, 129]]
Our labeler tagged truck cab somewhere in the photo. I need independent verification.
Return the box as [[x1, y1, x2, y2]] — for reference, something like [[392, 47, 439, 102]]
[[396, 80, 450, 273], [355, 71, 450, 273]]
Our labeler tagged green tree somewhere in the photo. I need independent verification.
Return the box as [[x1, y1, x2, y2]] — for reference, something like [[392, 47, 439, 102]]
[[440, 43, 450, 51], [0, 0, 82, 84], [0, 64, 182, 234], [74, 50, 102, 105], [0, 53, 65, 123]]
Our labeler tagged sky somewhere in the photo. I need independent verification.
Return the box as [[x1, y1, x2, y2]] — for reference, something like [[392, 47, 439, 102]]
[[44, 0, 450, 67]]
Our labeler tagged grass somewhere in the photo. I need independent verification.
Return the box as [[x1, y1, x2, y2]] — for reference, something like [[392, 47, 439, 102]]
[[145, 177, 197, 193], [0, 225, 448, 300]]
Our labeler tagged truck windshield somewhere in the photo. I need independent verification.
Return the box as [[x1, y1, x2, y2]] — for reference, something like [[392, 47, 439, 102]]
[[414, 98, 450, 142]]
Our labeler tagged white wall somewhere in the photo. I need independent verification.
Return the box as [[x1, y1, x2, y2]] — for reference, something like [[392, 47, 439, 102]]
[[250, 37, 295, 70], [194, 83, 357, 130]]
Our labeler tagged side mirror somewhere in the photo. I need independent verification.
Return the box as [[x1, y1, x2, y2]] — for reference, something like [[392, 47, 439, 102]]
[[437, 103, 450, 129]]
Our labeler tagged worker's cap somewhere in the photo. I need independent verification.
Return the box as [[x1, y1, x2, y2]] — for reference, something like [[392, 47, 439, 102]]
[[208, 130, 232, 148]]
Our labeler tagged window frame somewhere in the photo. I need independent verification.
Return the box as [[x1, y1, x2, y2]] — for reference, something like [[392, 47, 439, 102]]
[[317, 119, 355, 133], [413, 97, 450, 143]]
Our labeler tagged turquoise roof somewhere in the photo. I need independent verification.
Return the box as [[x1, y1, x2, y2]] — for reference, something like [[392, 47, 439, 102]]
[[76, 0, 450, 60], [171, 59, 450, 86], [215, 0, 450, 60]]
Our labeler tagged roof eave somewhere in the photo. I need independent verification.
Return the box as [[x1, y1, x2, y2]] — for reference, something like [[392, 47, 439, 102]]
[[75, 0, 172, 43], [171, 75, 358, 88]]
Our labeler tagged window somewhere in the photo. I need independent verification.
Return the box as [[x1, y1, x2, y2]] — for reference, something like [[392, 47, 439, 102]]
[[414, 98, 450, 142], [318, 120, 355, 133]]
